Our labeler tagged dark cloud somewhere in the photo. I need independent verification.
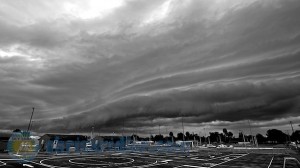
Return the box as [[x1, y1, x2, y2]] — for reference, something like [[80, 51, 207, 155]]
[[0, 0, 300, 135]]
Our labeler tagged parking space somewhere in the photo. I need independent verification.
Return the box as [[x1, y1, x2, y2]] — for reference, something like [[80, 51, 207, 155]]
[[0, 149, 299, 168]]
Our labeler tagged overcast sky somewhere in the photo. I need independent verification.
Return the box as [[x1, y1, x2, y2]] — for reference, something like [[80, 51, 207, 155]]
[[0, 0, 300, 136]]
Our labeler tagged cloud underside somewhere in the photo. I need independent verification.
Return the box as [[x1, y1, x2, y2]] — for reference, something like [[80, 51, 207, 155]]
[[0, 0, 300, 134]]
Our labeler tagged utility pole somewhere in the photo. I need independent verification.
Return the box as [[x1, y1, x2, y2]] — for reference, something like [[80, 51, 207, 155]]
[[255, 135, 258, 148], [27, 107, 35, 132], [91, 120, 95, 140], [290, 121, 298, 149], [181, 114, 186, 155], [181, 116, 185, 141], [199, 132, 202, 146], [240, 130, 247, 147], [204, 127, 207, 144], [150, 119, 153, 141]]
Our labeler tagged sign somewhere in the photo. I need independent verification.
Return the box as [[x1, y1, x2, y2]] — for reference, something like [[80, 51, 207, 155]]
[[53, 140, 58, 149], [7, 131, 39, 163]]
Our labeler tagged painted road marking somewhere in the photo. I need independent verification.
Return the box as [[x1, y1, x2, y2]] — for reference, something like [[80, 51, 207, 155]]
[[23, 163, 34, 167], [175, 153, 248, 168], [210, 153, 248, 167], [181, 165, 210, 168], [0, 161, 6, 166], [267, 156, 274, 168], [191, 153, 244, 161], [39, 156, 72, 168], [111, 152, 123, 155], [122, 160, 158, 168], [69, 157, 134, 166]]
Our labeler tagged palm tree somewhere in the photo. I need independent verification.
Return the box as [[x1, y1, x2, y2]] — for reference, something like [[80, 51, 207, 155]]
[[223, 128, 228, 143], [185, 132, 190, 140]]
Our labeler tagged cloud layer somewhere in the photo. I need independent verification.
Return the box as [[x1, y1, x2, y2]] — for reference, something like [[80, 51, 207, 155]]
[[1, 0, 300, 136]]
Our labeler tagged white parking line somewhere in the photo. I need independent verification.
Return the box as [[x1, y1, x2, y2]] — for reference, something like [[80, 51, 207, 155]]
[[191, 153, 241, 161], [23, 163, 34, 168], [0, 158, 22, 160], [181, 165, 208, 168], [0, 161, 6, 167], [38, 156, 71, 168], [69, 157, 134, 166], [178, 154, 248, 168], [111, 152, 123, 155], [210, 153, 248, 167], [121, 160, 158, 168], [267, 156, 274, 168]]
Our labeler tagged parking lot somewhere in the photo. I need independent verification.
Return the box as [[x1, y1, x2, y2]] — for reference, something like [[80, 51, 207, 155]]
[[0, 148, 299, 168]]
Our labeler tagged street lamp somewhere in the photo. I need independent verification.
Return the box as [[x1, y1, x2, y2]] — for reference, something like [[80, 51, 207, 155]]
[[27, 107, 35, 132]]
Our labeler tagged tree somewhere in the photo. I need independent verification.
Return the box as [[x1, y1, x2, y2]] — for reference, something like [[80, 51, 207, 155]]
[[223, 128, 228, 143], [219, 133, 225, 143], [228, 132, 233, 143], [266, 129, 287, 144], [223, 128, 228, 135], [238, 132, 244, 142], [256, 133, 266, 144], [169, 132, 174, 143], [131, 134, 140, 141], [154, 134, 164, 143], [13, 129, 21, 132], [177, 132, 184, 141], [291, 130, 300, 142], [209, 132, 219, 143], [150, 135, 154, 141], [185, 132, 190, 140]]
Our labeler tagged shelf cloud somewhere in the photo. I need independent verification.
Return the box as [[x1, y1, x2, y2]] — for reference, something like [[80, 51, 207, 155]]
[[0, 0, 300, 135]]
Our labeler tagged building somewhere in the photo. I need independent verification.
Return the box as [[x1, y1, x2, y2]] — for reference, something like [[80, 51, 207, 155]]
[[176, 141, 194, 148], [0, 133, 11, 152], [92, 136, 132, 150], [39, 134, 87, 152]]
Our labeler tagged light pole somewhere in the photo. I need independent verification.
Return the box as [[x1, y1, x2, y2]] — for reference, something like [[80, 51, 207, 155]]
[[248, 120, 254, 146], [27, 107, 35, 132], [199, 132, 202, 146], [240, 130, 247, 152], [204, 127, 207, 144], [92, 126, 94, 140], [181, 114, 186, 155], [182, 116, 185, 141]]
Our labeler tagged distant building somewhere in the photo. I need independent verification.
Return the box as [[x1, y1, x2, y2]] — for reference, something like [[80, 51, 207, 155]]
[[238, 142, 251, 145], [39, 134, 87, 152], [132, 141, 154, 146], [92, 136, 132, 150], [94, 135, 132, 142], [176, 141, 194, 148]]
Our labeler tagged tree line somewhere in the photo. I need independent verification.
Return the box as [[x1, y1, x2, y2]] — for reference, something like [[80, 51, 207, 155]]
[[131, 128, 300, 144]]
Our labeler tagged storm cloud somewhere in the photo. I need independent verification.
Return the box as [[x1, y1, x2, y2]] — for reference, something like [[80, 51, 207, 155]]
[[0, 0, 300, 136]]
